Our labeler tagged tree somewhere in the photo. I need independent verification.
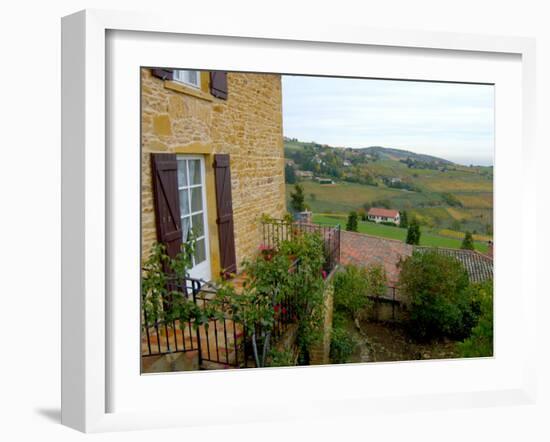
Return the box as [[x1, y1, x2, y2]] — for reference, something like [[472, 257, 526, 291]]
[[290, 184, 306, 212], [366, 263, 388, 299], [333, 264, 370, 318], [309, 193, 316, 202], [405, 218, 421, 245], [346, 211, 358, 232], [284, 164, 296, 184], [457, 280, 493, 357], [400, 210, 408, 229], [398, 250, 474, 341], [461, 231, 474, 250]]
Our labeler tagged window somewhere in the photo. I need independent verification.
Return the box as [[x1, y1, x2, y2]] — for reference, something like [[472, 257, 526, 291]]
[[173, 70, 201, 88], [176, 156, 210, 281]]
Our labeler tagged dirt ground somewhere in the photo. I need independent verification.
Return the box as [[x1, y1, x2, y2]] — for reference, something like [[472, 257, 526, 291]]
[[347, 319, 461, 363]]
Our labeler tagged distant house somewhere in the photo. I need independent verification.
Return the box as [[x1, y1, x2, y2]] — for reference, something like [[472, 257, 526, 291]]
[[367, 208, 400, 225], [343, 160, 352, 167], [315, 177, 334, 185], [285, 159, 295, 167], [295, 170, 314, 179]]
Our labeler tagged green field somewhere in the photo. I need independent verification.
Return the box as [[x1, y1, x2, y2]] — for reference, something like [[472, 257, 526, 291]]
[[313, 214, 489, 253], [284, 140, 493, 242], [287, 180, 492, 234]]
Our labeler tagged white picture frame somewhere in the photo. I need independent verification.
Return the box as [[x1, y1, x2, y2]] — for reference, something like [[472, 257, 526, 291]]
[[61, 9, 537, 433]]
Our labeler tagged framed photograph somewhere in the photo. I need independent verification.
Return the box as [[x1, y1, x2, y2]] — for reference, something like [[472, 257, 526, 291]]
[[61, 9, 537, 433]]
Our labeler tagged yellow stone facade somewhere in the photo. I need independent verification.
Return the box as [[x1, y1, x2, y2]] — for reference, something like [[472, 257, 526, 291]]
[[141, 69, 286, 276]]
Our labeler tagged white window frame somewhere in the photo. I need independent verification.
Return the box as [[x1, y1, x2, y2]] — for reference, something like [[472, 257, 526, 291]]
[[176, 155, 211, 282], [172, 69, 201, 88]]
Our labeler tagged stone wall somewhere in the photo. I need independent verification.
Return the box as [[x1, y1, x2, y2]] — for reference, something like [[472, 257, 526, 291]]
[[141, 69, 286, 273], [309, 270, 336, 365]]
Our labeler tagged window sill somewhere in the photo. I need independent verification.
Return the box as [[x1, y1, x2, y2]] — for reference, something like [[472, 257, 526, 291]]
[[164, 81, 213, 102]]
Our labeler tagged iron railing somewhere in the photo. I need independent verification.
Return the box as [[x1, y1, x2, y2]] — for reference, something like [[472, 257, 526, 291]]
[[261, 219, 341, 274], [141, 277, 247, 368], [142, 261, 303, 369]]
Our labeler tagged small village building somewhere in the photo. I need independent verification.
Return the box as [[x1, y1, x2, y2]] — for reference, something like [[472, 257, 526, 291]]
[[295, 170, 314, 179], [367, 207, 400, 225], [316, 177, 334, 185]]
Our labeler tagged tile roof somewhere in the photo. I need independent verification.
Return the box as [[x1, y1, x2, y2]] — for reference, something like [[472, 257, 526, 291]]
[[367, 208, 400, 218], [340, 231, 413, 285], [414, 246, 493, 284]]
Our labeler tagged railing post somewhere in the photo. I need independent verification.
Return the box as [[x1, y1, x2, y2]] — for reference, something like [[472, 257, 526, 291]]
[[392, 287, 396, 321], [192, 279, 203, 368]]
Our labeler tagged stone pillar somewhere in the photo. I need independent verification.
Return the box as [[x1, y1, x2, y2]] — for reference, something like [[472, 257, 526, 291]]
[[487, 240, 493, 258], [309, 272, 335, 365], [298, 210, 312, 224]]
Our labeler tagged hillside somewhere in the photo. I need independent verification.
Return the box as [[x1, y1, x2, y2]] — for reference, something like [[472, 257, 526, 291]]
[[284, 138, 493, 238], [358, 146, 454, 165]]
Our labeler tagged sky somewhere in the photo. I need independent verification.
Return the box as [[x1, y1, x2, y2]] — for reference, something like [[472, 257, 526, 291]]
[[282, 75, 495, 166]]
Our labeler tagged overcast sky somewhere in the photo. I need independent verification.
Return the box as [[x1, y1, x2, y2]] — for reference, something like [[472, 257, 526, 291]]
[[282, 75, 495, 166]]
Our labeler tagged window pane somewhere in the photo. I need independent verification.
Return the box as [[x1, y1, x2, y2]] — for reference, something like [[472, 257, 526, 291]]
[[191, 187, 203, 212], [177, 160, 188, 187], [179, 189, 190, 215], [181, 216, 190, 242], [189, 160, 201, 185], [194, 238, 206, 264], [188, 71, 198, 85], [191, 213, 204, 237]]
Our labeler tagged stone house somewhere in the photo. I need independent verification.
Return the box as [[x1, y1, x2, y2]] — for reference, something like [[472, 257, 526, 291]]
[[295, 170, 314, 179], [141, 68, 286, 281], [367, 207, 400, 225]]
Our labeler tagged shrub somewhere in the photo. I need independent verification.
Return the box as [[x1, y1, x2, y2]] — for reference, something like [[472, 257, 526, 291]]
[[457, 280, 493, 357], [461, 231, 474, 250], [333, 264, 371, 318], [290, 183, 306, 212], [399, 250, 474, 341], [285, 164, 297, 184], [330, 323, 357, 364], [366, 263, 388, 299], [268, 348, 296, 367], [441, 192, 463, 208], [406, 218, 421, 245], [346, 211, 358, 232]]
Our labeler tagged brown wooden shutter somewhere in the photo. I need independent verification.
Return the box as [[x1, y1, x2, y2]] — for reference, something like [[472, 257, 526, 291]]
[[151, 153, 182, 259], [210, 71, 228, 99], [151, 68, 174, 81], [213, 154, 237, 276]]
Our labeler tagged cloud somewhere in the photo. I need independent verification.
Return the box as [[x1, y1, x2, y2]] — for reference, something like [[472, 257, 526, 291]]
[[282, 75, 495, 166]]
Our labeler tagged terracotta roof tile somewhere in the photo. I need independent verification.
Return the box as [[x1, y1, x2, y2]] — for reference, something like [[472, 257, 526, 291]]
[[414, 246, 493, 284], [367, 208, 400, 218]]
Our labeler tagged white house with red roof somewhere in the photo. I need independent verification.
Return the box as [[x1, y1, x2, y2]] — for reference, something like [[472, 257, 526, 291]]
[[367, 207, 400, 225]]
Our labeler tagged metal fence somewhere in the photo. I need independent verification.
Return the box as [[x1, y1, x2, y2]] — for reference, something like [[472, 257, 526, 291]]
[[141, 277, 247, 368], [261, 219, 341, 274], [141, 262, 303, 369]]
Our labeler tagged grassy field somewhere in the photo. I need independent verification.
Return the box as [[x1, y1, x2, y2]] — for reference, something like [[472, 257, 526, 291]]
[[286, 180, 405, 213], [287, 179, 492, 234], [313, 214, 489, 253]]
